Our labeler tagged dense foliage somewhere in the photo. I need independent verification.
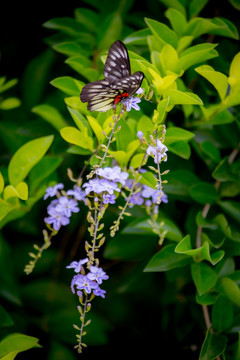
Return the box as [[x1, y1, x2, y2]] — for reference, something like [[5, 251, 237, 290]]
[[1, 0, 240, 359]]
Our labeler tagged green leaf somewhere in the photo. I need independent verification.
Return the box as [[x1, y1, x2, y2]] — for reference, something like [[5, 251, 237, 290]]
[[60, 127, 94, 151], [0, 98, 21, 110], [0, 305, 14, 327], [200, 141, 221, 163], [189, 182, 217, 204], [3, 182, 28, 201], [122, 216, 183, 242], [165, 127, 195, 145], [144, 244, 191, 272], [163, 170, 199, 196], [191, 262, 218, 295], [178, 43, 218, 71], [189, 0, 209, 18], [130, 153, 146, 169], [65, 56, 98, 82], [145, 18, 178, 48], [50, 76, 84, 96], [0, 199, 19, 222], [0, 172, 4, 194], [138, 171, 156, 189], [165, 8, 187, 36], [29, 156, 63, 194], [217, 277, 240, 306], [212, 295, 234, 332], [218, 200, 240, 223], [212, 157, 239, 182], [167, 89, 203, 105], [0, 333, 40, 358], [8, 135, 54, 186], [32, 104, 68, 130], [168, 141, 191, 159], [43, 17, 86, 36], [175, 235, 224, 265], [0, 78, 18, 93], [195, 65, 228, 101], [199, 328, 227, 360]]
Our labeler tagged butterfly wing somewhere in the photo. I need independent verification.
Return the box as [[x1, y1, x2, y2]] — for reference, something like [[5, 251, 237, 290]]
[[80, 79, 120, 112], [104, 40, 131, 84], [110, 71, 144, 96]]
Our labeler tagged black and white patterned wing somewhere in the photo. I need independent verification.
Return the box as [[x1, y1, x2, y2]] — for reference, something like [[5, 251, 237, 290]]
[[104, 40, 131, 84], [110, 71, 144, 96], [80, 80, 119, 112]]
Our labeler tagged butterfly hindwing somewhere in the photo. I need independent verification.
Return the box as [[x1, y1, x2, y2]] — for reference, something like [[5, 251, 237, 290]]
[[104, 40, 131, 84], [80, 79, 120, 112]]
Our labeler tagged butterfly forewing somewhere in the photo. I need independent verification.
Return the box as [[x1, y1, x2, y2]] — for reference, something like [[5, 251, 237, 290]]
[[104, 40, 131, 84]]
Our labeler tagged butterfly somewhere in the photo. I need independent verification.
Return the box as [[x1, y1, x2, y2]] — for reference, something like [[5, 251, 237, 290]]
[[80, 40, 144, 112]]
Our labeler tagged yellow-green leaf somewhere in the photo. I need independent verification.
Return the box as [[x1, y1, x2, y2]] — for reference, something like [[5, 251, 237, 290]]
[[195, 65, 228, 101], [60, 127, 94, 151], [0, 172, 4, 194]]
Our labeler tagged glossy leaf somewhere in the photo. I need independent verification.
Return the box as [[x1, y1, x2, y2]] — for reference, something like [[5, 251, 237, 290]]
[[8, 135, 54, 186], [60, 127, 94, 151], [32, 104, 68, 130], [50, 76, 84, 96], [199, 329, 227, 360], [189, 182, 217, 204], [191, 262, 218, 295], [212, 295, 234, 332], [144, 244, 191, 272], [0, 333, 40, 358], [195, 65, 228, 101]]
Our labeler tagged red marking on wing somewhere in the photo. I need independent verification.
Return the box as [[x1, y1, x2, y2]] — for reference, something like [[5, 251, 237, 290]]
[[114, 92, 129, 104]]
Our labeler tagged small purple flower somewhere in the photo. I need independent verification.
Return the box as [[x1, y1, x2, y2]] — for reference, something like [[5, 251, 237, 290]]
[[44, 207, 70, 231], [147, 140, 168, 164], [122, 96, 141, 111], [67, 185, 86, 203], [102, 193, 116, 204], [96, 166, 129, 186], [74, 274, 98, 294], [55, 196, 80, 217], [87, 266, 109, 284], [82, 178, 105, 195], [93, 286, 106, 298], [44, 183, 64, 200], [66, 258, 88, 273], [137, 130, 144, 140], [100, 179, 120, 194], [129, 192, 144, 207]]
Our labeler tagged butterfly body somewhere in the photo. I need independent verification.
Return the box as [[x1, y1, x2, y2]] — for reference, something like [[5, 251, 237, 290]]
[[80, 40, 144, 112]]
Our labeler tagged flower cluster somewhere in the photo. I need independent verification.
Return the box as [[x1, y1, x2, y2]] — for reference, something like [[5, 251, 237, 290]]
[[83, 166, 129, 204], [67, 258, 108, 299], [44, 184, 80, 231], [125, 179, 168, 208], [147, 139, 168, 164], [43, 166, 129, 231]]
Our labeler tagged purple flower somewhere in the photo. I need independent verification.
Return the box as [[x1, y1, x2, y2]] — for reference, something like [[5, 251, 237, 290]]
[[147, 140, 168, 164], [96, 166, 129, 186], [66, 258, 88, 273], [137, 130, 144, 140], [67, 185, 86, 203], [122, 96, 141, 111], [87, 266, 109, 284], [74, 274, 98, 294], [82, 178, 105, 195], [55, 196, 80, 217], [100, 179, 121, 194], [93, 286, 106, 298], [102, 193, 116, 204], [43, 183, 64, 200], [44, 207, 70, 231], [129, 192, 144, 207]]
